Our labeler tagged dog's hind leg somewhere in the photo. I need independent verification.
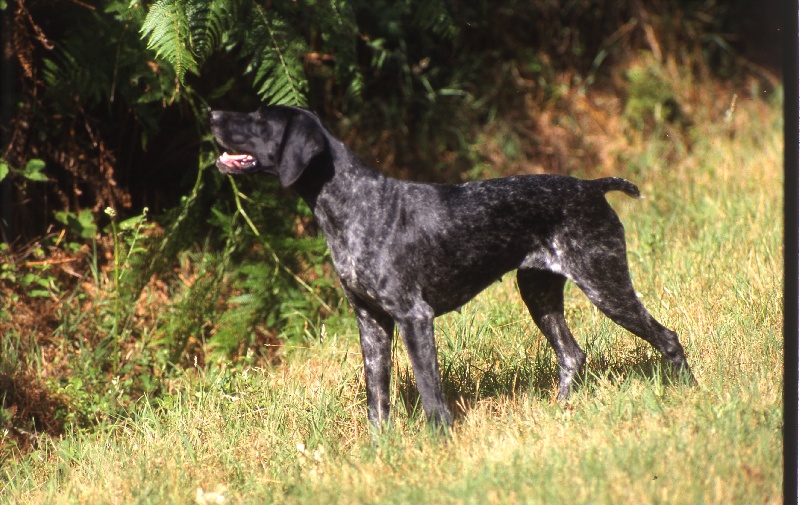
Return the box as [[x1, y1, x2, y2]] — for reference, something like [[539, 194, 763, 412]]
[[568, 240, 696, 386], [352, 303, 396, 430], [517, 269, 587, 401]]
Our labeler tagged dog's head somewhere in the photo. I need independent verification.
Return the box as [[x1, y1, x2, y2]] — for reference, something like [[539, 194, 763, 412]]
[[210, 106, 327, 187]]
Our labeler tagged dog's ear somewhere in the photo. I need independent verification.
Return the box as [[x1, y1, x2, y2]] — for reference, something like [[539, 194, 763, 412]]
[[277, 110, 327, 188]]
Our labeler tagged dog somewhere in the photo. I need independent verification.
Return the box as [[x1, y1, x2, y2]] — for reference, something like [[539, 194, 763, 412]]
[[210, 105, 695, 429]]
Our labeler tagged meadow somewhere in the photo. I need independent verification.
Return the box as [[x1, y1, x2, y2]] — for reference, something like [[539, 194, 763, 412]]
[[0, 92, 784, 504]]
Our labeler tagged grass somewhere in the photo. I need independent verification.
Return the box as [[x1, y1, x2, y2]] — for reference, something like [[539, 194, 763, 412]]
[[0, 92, 784, 503]]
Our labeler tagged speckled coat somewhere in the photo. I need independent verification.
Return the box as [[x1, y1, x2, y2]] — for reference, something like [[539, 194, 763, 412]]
[[210, 106, 695, 430]]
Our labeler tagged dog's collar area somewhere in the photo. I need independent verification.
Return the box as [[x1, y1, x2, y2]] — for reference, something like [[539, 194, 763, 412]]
[[217, 152, 258, 172]]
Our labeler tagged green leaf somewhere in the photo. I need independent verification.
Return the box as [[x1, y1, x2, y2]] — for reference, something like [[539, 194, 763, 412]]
[[119, 214, 147, 231], [54, 210, 70, 226], [22, 159, 48, 182], [55, 209, 97, 239], [0, 159, 8, 181], [76, 209, 98, 239]]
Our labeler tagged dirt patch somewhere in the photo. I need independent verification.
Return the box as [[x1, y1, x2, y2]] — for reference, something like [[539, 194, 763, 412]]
[[0, 367, 68, 458]]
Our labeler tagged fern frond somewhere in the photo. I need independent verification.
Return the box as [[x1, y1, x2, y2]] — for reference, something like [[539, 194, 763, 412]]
[[413, 0, 458, 40], [42, 38, 111, 105], [244, 4, 308, 106], [318, 0, 363, 103], [186, 0, 233, 61], [140, 0, 198, 85]]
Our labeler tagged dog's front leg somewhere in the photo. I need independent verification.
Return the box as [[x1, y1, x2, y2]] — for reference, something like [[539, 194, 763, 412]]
[[352, 303, 395, 431], [397, 305, 453, 428]]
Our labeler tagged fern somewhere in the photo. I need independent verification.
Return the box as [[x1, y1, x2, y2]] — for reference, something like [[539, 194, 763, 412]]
[[140, 0, 199, 89], [413, 0, 458, 41], [244, 4, 308, 105], [139, 0, 310, 105], [315, 0, 363, 102], [185, 0, 233, 62]]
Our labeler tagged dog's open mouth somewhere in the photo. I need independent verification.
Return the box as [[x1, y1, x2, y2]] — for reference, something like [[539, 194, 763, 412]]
[[216, 152, 258, 173]]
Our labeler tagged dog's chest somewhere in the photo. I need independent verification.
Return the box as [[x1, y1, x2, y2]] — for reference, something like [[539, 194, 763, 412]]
[[315, 211, 379, 296]]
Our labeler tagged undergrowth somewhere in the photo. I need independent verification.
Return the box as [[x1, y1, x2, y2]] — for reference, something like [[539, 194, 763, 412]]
[[0, 169, 345, 459]]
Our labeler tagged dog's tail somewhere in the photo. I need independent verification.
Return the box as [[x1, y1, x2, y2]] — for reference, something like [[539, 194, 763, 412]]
[[593, 177, 641, 198]]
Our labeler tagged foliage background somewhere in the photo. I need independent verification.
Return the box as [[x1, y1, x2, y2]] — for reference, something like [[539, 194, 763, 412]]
[[0, 0, 784, 461]]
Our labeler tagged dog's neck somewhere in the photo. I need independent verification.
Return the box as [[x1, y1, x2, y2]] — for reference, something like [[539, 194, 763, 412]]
[[294, 143, 386, 241], [293, 151, 335, 211]]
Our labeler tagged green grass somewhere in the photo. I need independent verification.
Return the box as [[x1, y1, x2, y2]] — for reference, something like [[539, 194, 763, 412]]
[[0, 99, 783, 503]]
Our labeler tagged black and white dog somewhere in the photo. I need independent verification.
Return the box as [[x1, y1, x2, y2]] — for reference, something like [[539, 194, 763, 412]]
[[210, 105, 695, 429]]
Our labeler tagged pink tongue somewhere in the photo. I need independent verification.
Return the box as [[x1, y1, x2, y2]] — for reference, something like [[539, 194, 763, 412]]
[[220, 152, 255, 167]]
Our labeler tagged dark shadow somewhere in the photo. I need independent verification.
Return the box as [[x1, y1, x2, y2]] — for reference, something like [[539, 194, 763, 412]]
[[393, 349, 691, 424], [582, 352, 692, 394]]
